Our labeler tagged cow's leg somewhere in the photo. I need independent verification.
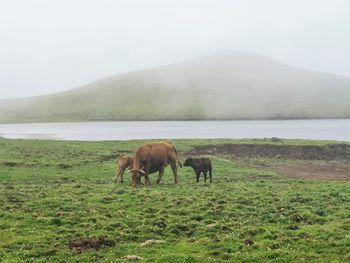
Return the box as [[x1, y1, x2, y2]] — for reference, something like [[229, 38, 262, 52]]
[[144, 174, 151, 186], [157, 167, 165, 184], [203, 171, 207, 183], [170, 162, 178, 184], [142, 164, 151, 186], [136, 174, 141, 185]]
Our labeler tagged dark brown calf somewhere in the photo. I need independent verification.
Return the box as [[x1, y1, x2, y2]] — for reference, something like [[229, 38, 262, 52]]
[[183, 157, 212, 183]]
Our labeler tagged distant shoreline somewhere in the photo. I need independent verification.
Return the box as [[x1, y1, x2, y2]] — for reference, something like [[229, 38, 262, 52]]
[[1, 117, 350, 125], [1, 119, 349, 141]]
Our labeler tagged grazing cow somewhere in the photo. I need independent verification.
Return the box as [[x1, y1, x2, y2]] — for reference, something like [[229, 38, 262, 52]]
[[183, 157, 212, 183], [115, 155, 133, 183], [131, 141, 182, 186]]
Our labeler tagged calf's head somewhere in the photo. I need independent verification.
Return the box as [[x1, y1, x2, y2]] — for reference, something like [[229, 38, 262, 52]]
[[183, 157, 194, 167]]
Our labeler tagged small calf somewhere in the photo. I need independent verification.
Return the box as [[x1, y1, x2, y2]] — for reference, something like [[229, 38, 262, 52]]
[[183, 157, 212, 183], [115, 155, 133, 183]]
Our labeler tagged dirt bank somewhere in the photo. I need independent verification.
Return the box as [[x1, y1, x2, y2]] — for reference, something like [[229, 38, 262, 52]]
[[189, 144, 350, 160], [188, 143, 350, 180]]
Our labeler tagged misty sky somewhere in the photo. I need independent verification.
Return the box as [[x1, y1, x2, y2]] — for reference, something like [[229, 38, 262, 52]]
[[1, 0, 350, 99]]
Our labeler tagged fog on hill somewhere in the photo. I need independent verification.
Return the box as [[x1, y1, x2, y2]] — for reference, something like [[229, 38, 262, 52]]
[[0, 51, 349, 123]]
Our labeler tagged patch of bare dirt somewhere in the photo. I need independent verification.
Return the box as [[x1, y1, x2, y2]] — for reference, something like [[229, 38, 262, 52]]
[[189, 144, 350, 160], [273, 163, 350, 181], [240, 159, 350, 180], [121, 255, 143, 261], [140, 239, 166, 247], [68, 236, 115, 253], [188, 143, 350, 180]]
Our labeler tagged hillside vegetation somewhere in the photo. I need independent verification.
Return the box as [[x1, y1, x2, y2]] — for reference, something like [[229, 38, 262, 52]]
[[1, 51, 350, 122], [1, 138, 350, 262]]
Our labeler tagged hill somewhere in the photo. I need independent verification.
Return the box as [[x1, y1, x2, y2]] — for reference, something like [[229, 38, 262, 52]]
[[1, 51, 350, 122]]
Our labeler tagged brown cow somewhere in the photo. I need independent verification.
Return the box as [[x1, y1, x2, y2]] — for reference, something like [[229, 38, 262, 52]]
[[131, 141, 182, 186], [115, 155, 133, 183]]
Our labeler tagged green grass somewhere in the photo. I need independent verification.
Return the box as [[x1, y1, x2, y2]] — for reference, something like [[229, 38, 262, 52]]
[[1, 138, 350, 262]]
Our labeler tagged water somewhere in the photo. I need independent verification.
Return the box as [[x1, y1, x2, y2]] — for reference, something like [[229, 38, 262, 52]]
[[0, 119, 349, 141]]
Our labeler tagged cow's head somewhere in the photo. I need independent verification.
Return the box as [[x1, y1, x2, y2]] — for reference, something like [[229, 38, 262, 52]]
[[183, 157, 194, 167], [130, 169, 145, 186]]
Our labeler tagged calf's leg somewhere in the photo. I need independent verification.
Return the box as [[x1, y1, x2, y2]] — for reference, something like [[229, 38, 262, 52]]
[[209, 165, 212, 183], [115, 167, 125, 183], [196, 171, 200, 183]]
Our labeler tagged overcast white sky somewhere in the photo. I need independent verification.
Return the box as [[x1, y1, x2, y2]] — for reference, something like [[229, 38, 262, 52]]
[[1, 0, 350, 99]]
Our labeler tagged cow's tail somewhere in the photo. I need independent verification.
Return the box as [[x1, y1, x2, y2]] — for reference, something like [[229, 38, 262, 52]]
[[173, 146, 182, 168]]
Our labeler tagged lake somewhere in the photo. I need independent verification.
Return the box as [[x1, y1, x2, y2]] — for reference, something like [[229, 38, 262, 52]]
[[0, 119, 349, 141]]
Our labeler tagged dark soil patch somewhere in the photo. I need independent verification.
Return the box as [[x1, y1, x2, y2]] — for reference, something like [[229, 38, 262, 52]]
[[243, 239, 254, 246], [99, 154, 120, 161], [57, 163, 73, 169], [1, 161, 21, 167], [68, 236, 115, 253], [99, 151, 133, 161], [189, 144, 350, 161]]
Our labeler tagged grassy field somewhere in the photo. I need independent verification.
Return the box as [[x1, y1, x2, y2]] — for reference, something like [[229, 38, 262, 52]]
[[1, 138, 350, 262]]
